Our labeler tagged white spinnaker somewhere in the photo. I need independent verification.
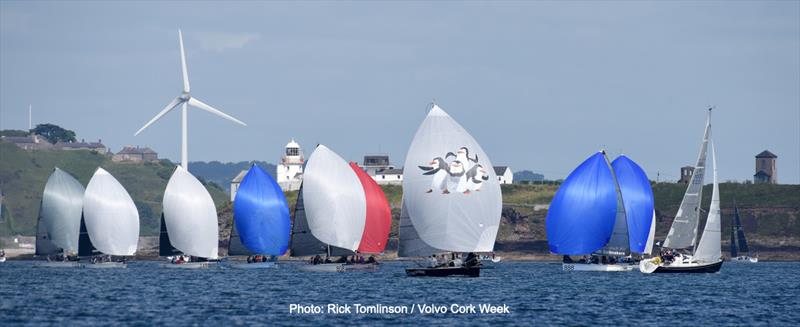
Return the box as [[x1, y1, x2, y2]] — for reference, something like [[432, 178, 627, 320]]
[[302, 145, 366, 251], [83, 168, 140, 256], [643, 210, 656, 256], [41, 168, 85, 254], [163, 166, 219, 258], [694, 140, 721, 263], [402, 104, 502, 253]]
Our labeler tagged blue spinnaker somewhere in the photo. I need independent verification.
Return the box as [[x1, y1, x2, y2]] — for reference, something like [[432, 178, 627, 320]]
[[233, 164, 291, 255], [546, 152, 617, 255], [612, 155, 654, 254]]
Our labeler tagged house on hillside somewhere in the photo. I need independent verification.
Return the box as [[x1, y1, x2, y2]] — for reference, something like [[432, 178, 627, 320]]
[[374, 168, 403, 185], [112, 146, 159, 163], [0, 134, 53, 150], [230, 169, 248, 202], [754, 150, 778, 184], [494, 166, 513, 184], [55, 139, 108, 154]]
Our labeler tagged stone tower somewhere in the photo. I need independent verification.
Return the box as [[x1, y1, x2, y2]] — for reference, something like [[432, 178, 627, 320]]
[[678, 166, 695, 184], [754, 150, 777, 184]]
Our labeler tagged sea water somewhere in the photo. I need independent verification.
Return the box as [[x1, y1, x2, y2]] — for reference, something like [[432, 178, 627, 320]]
[[1, 261, 798, 326]]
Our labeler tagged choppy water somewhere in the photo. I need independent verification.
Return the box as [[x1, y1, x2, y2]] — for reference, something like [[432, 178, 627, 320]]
[[1, 260, 798, 326]]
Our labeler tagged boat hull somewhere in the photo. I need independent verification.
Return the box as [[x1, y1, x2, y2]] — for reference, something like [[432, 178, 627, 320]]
[[405, 266, 481, 277], [160, 262, 212, 269], [562, 263, 635, 272], [299, 263, 344, 272], [35, 261, 82, 268], [229, 262, 276, 269], [0, 257, 6, 263], [640, 259, 723, 274], [82, 262, 127, 269], [733, 256, 758, 263]]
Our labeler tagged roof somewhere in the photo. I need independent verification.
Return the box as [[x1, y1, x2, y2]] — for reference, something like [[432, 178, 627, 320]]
[[231, 170, 248, 183], [494, 166, 509, 175], [755, 150, 777, 158], [117, 146, 157, 155], [363, 155, 390, 166], [285, 139, 300, 149], [681, 165, 695, 169], [0, 136, 36, 143], [754, 170, 772, 178], [376, 168, 403, 175]]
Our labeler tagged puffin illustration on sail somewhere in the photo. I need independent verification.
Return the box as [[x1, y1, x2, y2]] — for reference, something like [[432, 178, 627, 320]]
[[228, 164, 291, 268], [400, 103, 502, 277], [546, 150, 654, 272], [290, 145, 391, 272], [78, 168, 140, 268], [640, 108, 724, 273], [34, 168, 85, 268]]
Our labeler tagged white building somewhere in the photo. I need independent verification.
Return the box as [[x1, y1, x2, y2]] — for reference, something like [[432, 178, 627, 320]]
[[230, 169, 248, 202], [374, 168, 403, 185], [277, 139, 304, 191], [494, 166, 513, 184]]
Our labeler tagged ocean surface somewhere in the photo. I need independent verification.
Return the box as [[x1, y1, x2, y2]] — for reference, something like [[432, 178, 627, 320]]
[[1, 260, 798, 326]]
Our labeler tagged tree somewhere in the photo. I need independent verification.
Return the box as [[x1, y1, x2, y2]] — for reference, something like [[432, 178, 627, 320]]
[[30, 124, 76, 144]]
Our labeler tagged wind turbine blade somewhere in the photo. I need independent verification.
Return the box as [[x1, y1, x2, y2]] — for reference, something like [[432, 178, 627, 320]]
[[187, 97, 247, 126], [179, 29, 190, 93], [134, 96, 184, 135]]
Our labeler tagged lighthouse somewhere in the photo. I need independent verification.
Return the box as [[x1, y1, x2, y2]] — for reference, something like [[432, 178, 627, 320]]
[[277, 139, 304, 191]]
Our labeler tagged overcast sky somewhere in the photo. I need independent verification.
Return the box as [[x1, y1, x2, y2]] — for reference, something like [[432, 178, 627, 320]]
[[1, 1, 798, 183]]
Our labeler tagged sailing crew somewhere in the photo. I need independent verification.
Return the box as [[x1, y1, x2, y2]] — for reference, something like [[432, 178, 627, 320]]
[[367, 255, 376, 264], [428, 255, 438, 267]]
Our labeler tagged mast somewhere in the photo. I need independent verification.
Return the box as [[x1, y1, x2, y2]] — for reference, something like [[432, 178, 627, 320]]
[[597, 150, 629, 256]]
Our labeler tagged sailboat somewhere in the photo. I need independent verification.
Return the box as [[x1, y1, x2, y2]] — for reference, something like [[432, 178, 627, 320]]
[[399, 104, 502, 277], [640, 109, 723, 273], [730, 204, 758, 263], [228, 164, 290, 269], [547, 151, 653, 272], [159, 166, 220, 268], [289, 145, 391, 272], [78, 168, 140, 268], [34, 168, 85, 268]]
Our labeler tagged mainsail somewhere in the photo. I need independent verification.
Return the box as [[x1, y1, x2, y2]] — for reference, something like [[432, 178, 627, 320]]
[[349, 162, 391, 254], [663, 112, 711, 250], [82, 168, 140, 256], [644, 211, 657, 256], [694, 140, 721, 262], [729, 213, 738, 258], [612, 155, 655, 254], [399, 104, 502, 255], [597, 152, 630, 256], [37, 168, 85, 255], [301, 145, 366, 252], [398, 200, 443, 257], [231, 164, 290, 256], [734, 205, 750, 253], [546, 152, 619, 255], [162, 166, 219, 259]]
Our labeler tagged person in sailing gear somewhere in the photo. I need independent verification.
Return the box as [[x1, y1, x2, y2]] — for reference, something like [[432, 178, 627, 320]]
[[428, 255, 438, 267], [464, 252, 479, 267], [367, 255, 377, 264], [562, 255, 574, 263], [419, 157, 449, 193]]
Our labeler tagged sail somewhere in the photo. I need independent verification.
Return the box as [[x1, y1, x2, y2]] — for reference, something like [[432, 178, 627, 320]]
[[349, 162, 391, 254], [694, 140, 721, 262], [644, 210, 656, 255], [39, 168, 85, 255], [159, 214, 182, 256], [729, 213, 738, 257], [546, 152, 618, 255], [78, 215, 100, 257], [302, 145, 366, 251], [611, 155, 654, 254], [597, 152, 630, 256], [734, 206, 750, 253], [289, 185, 326, 256], [664, 112, 710, 250], [402, 104, 502, 253], [398, 199, 444, 257], [82, 168, 140, 256], [227, 221, 252, 256], [232, 164, 291, 256], [163, 166, 219, 259], [35, 200, 60, 256]]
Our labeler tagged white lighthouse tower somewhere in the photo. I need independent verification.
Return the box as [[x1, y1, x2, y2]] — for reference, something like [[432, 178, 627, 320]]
[[277, 139, 304, 191]]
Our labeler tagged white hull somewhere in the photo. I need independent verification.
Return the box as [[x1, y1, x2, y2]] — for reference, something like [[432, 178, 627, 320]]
[[35, 261, 82, 268], [639, 256, 724, 273], [82, 262, 127, 269], [160, 262, 212, 269], [298, 263, 344, 272], [0, 257, 6, 263], [563, 263, 635, 272], [229, 262, 276, 269], [733, 256, 758, 263]]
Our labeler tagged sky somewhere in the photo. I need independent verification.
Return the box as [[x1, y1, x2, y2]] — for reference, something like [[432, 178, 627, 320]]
[[1, 1, 798, 183]]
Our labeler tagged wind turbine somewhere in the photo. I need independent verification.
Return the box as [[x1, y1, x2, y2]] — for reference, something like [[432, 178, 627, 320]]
[[135, 30, 246, 170]]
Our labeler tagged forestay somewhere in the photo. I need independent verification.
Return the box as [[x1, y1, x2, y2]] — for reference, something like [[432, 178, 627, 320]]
[[82, 168, 140, 256], [163, 166, 219, 259]]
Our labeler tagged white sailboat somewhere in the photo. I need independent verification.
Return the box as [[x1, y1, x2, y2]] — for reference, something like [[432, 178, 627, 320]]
[[399, 104, 502, 277], [79, 168, 140, 268], [641, 109, 723, 273], [34, 168, 85, 268], [159, 166, 220, 268]]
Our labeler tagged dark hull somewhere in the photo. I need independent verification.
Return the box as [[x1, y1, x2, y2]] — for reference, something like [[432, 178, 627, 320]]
[[405, 266, 481, 277], [653, 260, 723, 273]]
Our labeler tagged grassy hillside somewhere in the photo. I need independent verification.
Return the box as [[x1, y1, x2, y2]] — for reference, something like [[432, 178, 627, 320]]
[[0, 141, 229, 236]]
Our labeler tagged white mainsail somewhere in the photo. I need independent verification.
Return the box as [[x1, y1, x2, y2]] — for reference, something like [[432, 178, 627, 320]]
[[163, 166, 219, 258], [643, 210, 656, 256], [694, 140, 721, 262], [663, 112, 710, 250], [40, 168, 85, 255], [82, 168, 140, 256], [400, 104, 502, 254], [302, 145, 366, 251]]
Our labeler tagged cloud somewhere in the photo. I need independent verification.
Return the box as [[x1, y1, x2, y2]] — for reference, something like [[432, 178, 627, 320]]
[[193, 32, 260, 52]]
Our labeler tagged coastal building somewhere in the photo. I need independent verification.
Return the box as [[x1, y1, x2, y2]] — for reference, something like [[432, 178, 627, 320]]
[[678, 166, 695, 184], [230, 169, 248, 201], [362, 155, 393, 176], [0, 134, 52, 150], [754, 150, 778, 184], [112, 146, 158, 163], [277, 139, 304, 191], [54, 139, 108, 154], [374, 168, 403, 185], [494, 166, 513, 184]]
